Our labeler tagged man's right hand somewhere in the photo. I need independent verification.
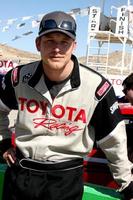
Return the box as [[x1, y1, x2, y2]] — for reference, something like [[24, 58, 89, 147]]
[[3, 147, 16, 167]]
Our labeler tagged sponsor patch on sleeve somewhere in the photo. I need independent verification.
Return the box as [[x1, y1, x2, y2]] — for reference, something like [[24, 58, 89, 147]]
[[110, 101, 119, 114], [11, 67, 19, 86], [22, 73, 32, 83], [96, 80, 111, 100]]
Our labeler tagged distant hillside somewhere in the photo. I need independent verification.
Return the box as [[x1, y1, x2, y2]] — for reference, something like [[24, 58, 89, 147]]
[[78, 51, 131, 65], [78, 51, 132, 75], [0, 44, 40, 65]]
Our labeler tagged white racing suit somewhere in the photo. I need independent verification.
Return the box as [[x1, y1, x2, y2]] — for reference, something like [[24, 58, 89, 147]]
[[0, 55, 132, 196]]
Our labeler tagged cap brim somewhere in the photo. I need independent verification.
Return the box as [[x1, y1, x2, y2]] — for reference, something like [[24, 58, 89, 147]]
[[38, 28, 76, 40]]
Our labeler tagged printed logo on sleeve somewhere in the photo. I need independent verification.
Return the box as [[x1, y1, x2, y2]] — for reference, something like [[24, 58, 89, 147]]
[[110, 101, 119, 114], [11, 67, 19, 86], [97, 81, 110, 96], [22, 73, 32, 83]]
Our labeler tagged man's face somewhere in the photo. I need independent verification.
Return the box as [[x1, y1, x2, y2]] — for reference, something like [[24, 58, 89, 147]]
[[126, 89, 133, 105], [36, 32, 76, 71]]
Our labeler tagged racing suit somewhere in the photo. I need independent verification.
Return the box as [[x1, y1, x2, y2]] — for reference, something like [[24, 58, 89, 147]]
[[0, 55, 133, 199]]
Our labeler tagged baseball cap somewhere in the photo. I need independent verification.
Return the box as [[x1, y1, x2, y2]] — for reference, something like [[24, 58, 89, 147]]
[[38, 11, 76, 39]]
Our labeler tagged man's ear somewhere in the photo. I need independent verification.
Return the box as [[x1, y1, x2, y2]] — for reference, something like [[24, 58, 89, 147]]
[[73, 41, 77, 51], [35, 37, 41, 52]]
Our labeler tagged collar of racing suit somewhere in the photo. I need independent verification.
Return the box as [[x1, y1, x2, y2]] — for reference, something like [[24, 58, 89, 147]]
[[28, 54, 81, 89]]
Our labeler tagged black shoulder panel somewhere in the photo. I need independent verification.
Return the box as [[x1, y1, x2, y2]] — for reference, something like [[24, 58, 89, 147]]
[[0, 70, 18, 109]]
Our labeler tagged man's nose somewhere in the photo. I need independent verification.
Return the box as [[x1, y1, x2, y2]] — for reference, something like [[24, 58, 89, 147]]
[[53, 42, 61, 52]]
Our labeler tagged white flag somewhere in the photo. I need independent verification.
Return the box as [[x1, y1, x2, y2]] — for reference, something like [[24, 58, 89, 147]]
[[22, 31, 33, 36], [7, 18, 17, 25], [16, 22, 26, 29], [71, 8, 80, 15], [22, 16, 32, 21], [2, 26, 9, 32], [12, 35, 21, 41], [80, 8, 89, 16], [32, 20, 40, 28]]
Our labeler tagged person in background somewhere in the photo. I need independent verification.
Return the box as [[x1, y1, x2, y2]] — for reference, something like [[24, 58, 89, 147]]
[[0, 73, 7, 163], [0, 11, 133, 200], [122, 73, 133, 105], [121, 73, 133, 163]]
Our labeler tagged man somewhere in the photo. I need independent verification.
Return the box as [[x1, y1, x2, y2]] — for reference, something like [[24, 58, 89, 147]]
[[0, 73, 7, 163], [121, 73, 133, 163], [122, 73, 133, 105], [0, 11, 133, 200]]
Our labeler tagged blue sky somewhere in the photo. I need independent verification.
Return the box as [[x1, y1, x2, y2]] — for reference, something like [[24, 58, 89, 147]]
[[0, 0, 132, 57]]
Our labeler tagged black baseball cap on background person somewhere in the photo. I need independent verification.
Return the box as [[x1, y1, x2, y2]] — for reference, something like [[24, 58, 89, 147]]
[[38, 11, 77, 40]]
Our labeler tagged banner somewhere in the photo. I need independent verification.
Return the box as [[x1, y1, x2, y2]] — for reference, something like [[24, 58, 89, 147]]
[[0, 60, 18, 74], [115, 5, 128, 36], [106, 74, 126, 97], [88, 6, 101, 33]]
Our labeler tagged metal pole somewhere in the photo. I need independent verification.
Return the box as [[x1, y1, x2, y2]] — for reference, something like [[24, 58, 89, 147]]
[[100, 0, 105, 13], [127, 0, 131, 6]]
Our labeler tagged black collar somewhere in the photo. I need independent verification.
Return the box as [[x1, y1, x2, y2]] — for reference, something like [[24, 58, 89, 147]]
[[28, 55, 80, 88]]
